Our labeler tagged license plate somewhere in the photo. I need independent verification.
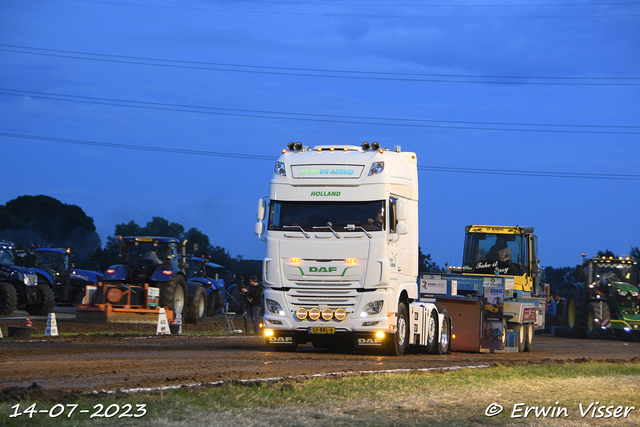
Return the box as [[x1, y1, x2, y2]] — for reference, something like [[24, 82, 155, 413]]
[[308, 327, 335, 334]]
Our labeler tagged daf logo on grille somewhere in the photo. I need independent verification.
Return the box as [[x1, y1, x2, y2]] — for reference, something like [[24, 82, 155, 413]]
[[309, 267, 337, 273]]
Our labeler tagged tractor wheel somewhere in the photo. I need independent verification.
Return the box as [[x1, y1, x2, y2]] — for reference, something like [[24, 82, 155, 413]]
[[516, 325, 526, 352], [0, 282, 18, 315], [205, 289, 217, 317], [26, 284, 55, 316], [386, 301, 409, 356], [159, 275, 187, 319], [524, 323, 534, 352], [585, 302, 609, 339], [565, 288, 585, 338], [75, 289, 87, 306], [436, 306, 451, 355], [425, 308, 438, 354], [185, 287, 206, 324]]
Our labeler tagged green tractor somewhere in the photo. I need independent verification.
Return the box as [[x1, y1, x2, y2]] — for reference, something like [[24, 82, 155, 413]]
[[564, 254, 640, 340]]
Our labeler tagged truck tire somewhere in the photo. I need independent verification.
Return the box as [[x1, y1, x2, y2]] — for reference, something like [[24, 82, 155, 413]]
[[26, 284, 55, 316], [0, 282, 18, 315], [585, 302, 609, 339], [436, 307, 451, 355], [386, 302, 409, 356], [160, 275, 187, 319], [524, 323, 534, 352], [565, 288, 584, 338], [425, 308, 438, 353], [516, 325, 526, 352], [185, 287, 206, 324]]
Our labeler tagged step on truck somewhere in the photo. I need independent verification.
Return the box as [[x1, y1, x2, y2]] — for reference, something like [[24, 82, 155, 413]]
[[425, 225, 545, 352], [254, 142, 451, 355], [564, 254, 639, 340]]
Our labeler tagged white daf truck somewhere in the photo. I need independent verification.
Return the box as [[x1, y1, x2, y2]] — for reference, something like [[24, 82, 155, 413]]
[[254, 142, 450, 355]]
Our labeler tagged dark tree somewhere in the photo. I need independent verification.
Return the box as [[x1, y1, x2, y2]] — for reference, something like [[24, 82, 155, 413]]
[[0, 195, 101, 266], [418, 245, 442, 274]]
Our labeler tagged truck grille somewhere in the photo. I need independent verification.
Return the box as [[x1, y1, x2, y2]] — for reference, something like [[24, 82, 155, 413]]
[[288, 288, 359, 307]]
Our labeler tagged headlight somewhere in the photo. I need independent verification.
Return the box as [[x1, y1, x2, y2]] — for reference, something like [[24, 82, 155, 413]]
[[23, 276, 30, 286], [632, 291, 639, 297], [362, 300, 384, 317], [368, 162, 384, 176], [274, 162, 286, 176], [266, 299, 285, 316], [619, 291, 628, 297]]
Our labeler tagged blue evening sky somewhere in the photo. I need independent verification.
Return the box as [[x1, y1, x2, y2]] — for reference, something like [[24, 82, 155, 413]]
[[1, 0, 639, 269]]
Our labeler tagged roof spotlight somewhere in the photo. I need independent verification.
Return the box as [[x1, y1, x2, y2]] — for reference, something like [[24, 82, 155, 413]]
[[361, 141, 370, 150], [371, 141, 380, 150], [294, 142, 303, 151], [287, 142, 295, 150]]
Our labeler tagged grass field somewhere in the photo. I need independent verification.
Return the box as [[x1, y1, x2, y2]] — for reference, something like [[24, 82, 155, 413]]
[[2, 361, 639, 426]]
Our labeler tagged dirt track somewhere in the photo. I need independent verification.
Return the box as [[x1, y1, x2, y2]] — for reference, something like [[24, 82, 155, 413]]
[[1, 313, 639, 401]]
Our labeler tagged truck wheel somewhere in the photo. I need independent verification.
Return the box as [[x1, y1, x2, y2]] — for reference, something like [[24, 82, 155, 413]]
[[436, 307, 450, 355], [425, 309, 438, 353], [160, 275, 187, 319], [524, 323, 534, 352], [26, 284, 55, 316], [565, 288, 584, 337], [516, 325, 526, 352], [0, 282, 18, 315], [386, 302, 409, 356], [185, 287, 206, 324], [585, 302, 609, 339]]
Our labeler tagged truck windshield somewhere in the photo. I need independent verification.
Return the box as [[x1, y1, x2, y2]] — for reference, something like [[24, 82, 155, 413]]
[[269, 200, 386, 232], [595, 263, 637, 286], [462, 233, 525, 275]]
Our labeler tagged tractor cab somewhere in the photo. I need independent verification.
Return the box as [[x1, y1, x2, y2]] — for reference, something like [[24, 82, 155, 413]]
[[118, 237, 183, 282], [34, 248, 70, 287]]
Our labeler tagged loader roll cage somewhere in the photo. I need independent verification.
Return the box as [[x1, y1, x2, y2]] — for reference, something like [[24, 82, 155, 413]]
[[462, 232, 526, 276]]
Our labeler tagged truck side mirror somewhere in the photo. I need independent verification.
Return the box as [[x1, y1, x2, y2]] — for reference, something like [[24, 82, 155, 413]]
[[396, 223, 408, 235], [396, 199, 407, 221], [254, 222, 265, 240], [256, 198, 267, 221]]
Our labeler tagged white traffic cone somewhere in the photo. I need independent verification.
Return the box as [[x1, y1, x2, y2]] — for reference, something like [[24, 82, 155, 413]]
[[0, 325, 3, 338], [156, 307, 171, 335], [45, 313, 58, 337]]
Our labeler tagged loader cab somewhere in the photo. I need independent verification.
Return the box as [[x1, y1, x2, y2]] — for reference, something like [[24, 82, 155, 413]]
[[461, 225, 538, 294]]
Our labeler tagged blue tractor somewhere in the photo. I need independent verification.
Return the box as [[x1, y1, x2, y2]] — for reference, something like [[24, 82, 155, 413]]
[[77, 236, 197, 323], [183, 256, 226, 320], [31, 248, 103, 306], [0, 241, 55, 316]]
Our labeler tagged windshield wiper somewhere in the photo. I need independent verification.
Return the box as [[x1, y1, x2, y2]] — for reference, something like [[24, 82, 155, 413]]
[[282, 225, 310, 238], [345, 224, 372, 239], [313, 222, 342, 239]]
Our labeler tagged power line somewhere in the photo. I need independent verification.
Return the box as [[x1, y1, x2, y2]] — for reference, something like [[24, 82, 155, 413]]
[[2, 131, 640, 181], [1, 45, 638, 86], [1, 88, 638, 135], [66, 0, 640, 18]]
